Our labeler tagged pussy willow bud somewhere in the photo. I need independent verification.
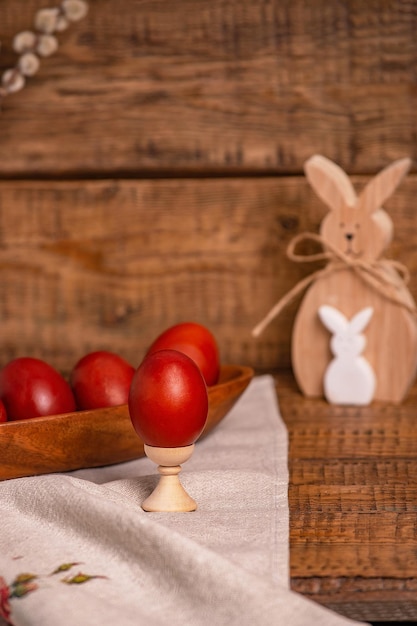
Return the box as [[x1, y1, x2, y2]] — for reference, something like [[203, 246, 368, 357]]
[[35, 8, 60, 34], [36, 34, 59, 57], [13, 31, 37, 54], [18, 52, 41, 77], [62, 0, 89, 22], [2, 69, 25, 94], [55, 15, 70, 32]]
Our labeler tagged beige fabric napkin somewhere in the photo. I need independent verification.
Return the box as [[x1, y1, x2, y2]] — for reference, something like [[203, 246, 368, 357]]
[[0, 376, 366, 626]]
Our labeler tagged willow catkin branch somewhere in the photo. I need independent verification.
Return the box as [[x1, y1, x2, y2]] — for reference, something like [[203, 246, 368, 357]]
[[0, 0, 89, 103]]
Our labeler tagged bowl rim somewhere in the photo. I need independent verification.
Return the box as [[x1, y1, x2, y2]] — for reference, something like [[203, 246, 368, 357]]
[[0, 363, 255, 480], [0, 363, 255, 427]]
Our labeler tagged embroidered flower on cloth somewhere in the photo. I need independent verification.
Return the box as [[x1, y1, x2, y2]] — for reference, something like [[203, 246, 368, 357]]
[[0, 576, 13, 625], [0, 563, 107, 626]]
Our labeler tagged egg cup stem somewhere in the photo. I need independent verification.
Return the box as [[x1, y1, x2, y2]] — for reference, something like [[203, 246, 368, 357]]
[[142, 444, 197, 512]]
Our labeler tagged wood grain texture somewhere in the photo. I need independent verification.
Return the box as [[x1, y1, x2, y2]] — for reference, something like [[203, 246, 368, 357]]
[[1, 0, 417, 176], [0, 175, 416, 376], [276, 370, 417, 620]]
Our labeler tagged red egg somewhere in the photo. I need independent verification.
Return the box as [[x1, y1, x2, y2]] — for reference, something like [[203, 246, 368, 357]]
[[70, 350, 135, 410], [0, 399, 7, 423], [0, 357, 76, 421], [128, 349, 208, 448], [146, 322, 220, 386]]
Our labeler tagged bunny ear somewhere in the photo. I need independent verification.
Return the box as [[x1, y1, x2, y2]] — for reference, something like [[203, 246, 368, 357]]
[[357, 158, 412, 215], [349, 307, 374, 334], [304, 155, 357, 212], [318, 305, 348, 334]]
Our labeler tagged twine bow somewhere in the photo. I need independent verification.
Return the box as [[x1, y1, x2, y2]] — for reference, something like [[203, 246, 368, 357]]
[[252, 232, 416, 337]]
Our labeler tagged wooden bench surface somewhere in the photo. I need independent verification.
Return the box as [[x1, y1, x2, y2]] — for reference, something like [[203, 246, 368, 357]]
[[276, 370, 417, 623]]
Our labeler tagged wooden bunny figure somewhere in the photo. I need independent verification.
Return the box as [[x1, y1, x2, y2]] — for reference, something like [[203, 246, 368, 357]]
[[291, 155, 417, 403]]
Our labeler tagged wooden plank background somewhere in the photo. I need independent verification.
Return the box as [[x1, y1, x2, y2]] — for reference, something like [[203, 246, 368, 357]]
[[1, 0, 417, 177], [0, 176, 416, 375], [1, 0, 417, 373]]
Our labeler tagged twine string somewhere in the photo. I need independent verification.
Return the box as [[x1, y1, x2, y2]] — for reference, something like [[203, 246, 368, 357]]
[[252, 232, 416, 338]]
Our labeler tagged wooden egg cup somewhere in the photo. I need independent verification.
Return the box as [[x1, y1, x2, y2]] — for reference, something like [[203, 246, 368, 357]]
[[142, 443, 197, 512]]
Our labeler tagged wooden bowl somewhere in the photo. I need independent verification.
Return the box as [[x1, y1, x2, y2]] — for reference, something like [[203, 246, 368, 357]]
[[0, 364, 254, 480]]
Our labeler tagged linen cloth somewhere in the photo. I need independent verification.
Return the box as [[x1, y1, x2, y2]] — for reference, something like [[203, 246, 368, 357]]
[[0, 376, 366, 626]]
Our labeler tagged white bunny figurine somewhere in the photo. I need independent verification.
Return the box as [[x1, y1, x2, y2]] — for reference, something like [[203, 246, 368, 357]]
[[318, 304, 376, 406]]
